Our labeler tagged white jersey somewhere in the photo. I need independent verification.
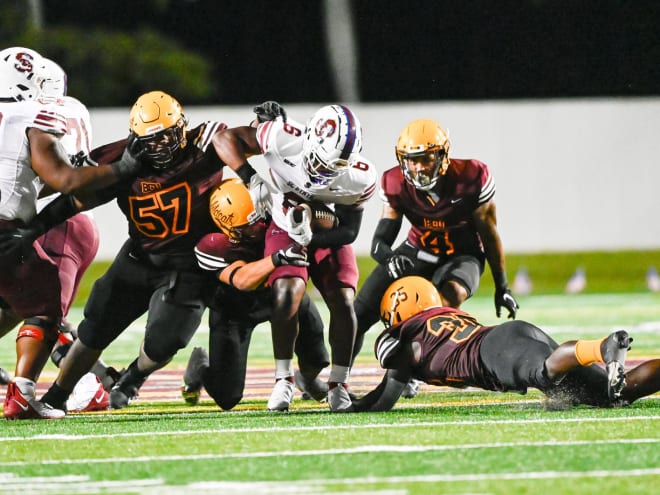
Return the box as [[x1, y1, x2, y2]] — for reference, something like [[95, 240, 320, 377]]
[[0, 99, 66, 222], [36, 96, 93, 213], [256, 118, 378, 231]]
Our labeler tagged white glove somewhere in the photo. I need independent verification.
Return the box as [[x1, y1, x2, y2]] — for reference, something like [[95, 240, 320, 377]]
[[286, 207, 313, 246], [248, 174, 272, 219]]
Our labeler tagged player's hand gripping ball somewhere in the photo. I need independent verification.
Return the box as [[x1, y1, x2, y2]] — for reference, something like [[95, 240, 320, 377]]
[[290, 202, 338, 232]]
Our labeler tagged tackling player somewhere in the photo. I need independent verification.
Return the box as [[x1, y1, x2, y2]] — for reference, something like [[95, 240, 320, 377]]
[[352, 118, 519, 397], [211, 104, 378, 412], [11, 90, 243, 415], [182, 178, 329, 409], [352, 276, 660, 412]]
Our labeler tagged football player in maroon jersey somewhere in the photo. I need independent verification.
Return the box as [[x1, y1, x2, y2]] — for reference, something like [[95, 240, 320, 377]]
[[4, 90, 262, 416], [352, 118, 519, 396], [182, 178, 329, 410], [353, 276, 660, 412]]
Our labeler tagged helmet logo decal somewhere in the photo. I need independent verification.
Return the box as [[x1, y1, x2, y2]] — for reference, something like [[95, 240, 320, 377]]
[[314, 118, 337, 139], [214, 210, 235, 228], [145, 124, 165, 134], [13, 52, 35, 74]]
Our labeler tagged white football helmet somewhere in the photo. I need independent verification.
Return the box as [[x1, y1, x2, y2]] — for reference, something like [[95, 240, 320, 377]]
[[302, 104, 363, 184], [40, 58, 68, 104], [0, 46, 49, 101]]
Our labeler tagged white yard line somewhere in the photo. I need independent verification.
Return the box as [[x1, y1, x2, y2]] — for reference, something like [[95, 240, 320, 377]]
[[0, 438, 658, 466], [1, 413, 658, 443]]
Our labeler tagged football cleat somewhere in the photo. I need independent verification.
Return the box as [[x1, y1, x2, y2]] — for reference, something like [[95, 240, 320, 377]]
[[67, 373, 110, 413], [601, 330, 632, 401], [401, 379, 421, 399], [267, 378, 295, 411], [181, 347, 209, 406], [294, 370, 328, 402], [3, 382, 65, 420], [0, 367, 10, 385], [109, 367, 148, 410], [327, 382, 354, 412]]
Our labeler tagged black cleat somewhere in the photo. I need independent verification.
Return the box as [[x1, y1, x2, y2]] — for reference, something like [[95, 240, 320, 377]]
[[601, 330, 633, 401], [109, 366, 148, 410], [294, 370, 328, 402], [181, 347, 209, 406]]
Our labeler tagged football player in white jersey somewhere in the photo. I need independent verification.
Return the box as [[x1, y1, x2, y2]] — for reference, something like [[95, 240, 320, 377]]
[[212, 103, 378, 411], [0, 47, 140, 419]]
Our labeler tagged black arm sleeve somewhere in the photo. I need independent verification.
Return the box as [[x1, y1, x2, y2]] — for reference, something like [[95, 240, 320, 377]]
[[235, 161, 257, 183], [308, 205, 363, 249], [352, 368, 410, 412], [370, 217, 403, 265], [31, 194, 81, 235]]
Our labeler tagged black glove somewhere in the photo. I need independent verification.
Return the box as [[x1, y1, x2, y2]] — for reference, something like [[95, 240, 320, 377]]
[[0, 225, 42, 259], [110, 134, 144, 179], [386, 254, 415, 280], [253, 101, 287, 123], [495, 286, 519, 319], [272, 244, 309, 267]]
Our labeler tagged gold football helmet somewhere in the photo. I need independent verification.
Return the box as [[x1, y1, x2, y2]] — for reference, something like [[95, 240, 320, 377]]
[[209, 178, 264, 242], [380, 276, 443, 327], [395, 119, 450, 191], [129, 91, 188, 170]]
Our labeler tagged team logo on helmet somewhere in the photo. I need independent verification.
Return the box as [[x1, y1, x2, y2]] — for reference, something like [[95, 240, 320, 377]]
[[314, 118, 337, 139]]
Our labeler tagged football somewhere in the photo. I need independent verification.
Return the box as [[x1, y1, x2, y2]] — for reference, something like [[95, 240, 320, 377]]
[[291, 202, 338, 232]]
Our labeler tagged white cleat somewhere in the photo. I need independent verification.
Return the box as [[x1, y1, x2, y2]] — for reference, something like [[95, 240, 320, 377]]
[[328, 383, 353, 412], [267, 378, 295, 411]]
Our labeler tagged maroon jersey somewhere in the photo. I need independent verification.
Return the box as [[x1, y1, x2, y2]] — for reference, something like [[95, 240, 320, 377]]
[[195, 230, 265, 271], [90, 122, 227, 256], [375, 306, 500, 390], [380, 159, 495, 259]]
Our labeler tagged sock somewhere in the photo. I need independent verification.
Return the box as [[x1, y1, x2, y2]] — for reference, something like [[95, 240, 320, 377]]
[[40, 383, 71, 411], [13, 377, 36, 398], [328, 365, 350, 384], [575, 338, 606, 365], [274, 359, 294, 380]]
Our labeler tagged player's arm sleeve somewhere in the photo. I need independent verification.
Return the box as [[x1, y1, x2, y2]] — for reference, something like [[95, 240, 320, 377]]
[[352, 368, 410, 412], [307, 204, 363, 249], [370, 216, 402, 265]]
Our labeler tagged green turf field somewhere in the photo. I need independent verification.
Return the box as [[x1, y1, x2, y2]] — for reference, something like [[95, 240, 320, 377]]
[[1, 291, 659, 495]]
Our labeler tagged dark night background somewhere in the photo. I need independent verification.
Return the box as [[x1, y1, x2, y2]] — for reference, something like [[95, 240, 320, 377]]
[[37, 0, 660, 105]]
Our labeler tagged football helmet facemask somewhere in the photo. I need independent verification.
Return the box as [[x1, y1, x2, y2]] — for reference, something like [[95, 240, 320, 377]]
[[0, 46, 49, 102], [380, 276, 443, 328], [39, 58, 67, 104], [129, 91, 188, 170], [302, 104, 362, 184], [396, 119, 450, 191], [209, 178, 266, 243]]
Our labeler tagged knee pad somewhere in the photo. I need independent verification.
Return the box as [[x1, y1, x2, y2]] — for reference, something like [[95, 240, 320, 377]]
[[18, 317, 60, 343]]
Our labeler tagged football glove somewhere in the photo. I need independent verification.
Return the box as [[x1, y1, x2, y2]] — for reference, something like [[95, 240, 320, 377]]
[[0, 225, 41, 259], [286, 207, 313, 246], [272, 244, 309, 267], [253, 101, 287, 123], [111, 134, 144, 179], [495, 286, 519, 319], [386, 254, 415, 280]]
